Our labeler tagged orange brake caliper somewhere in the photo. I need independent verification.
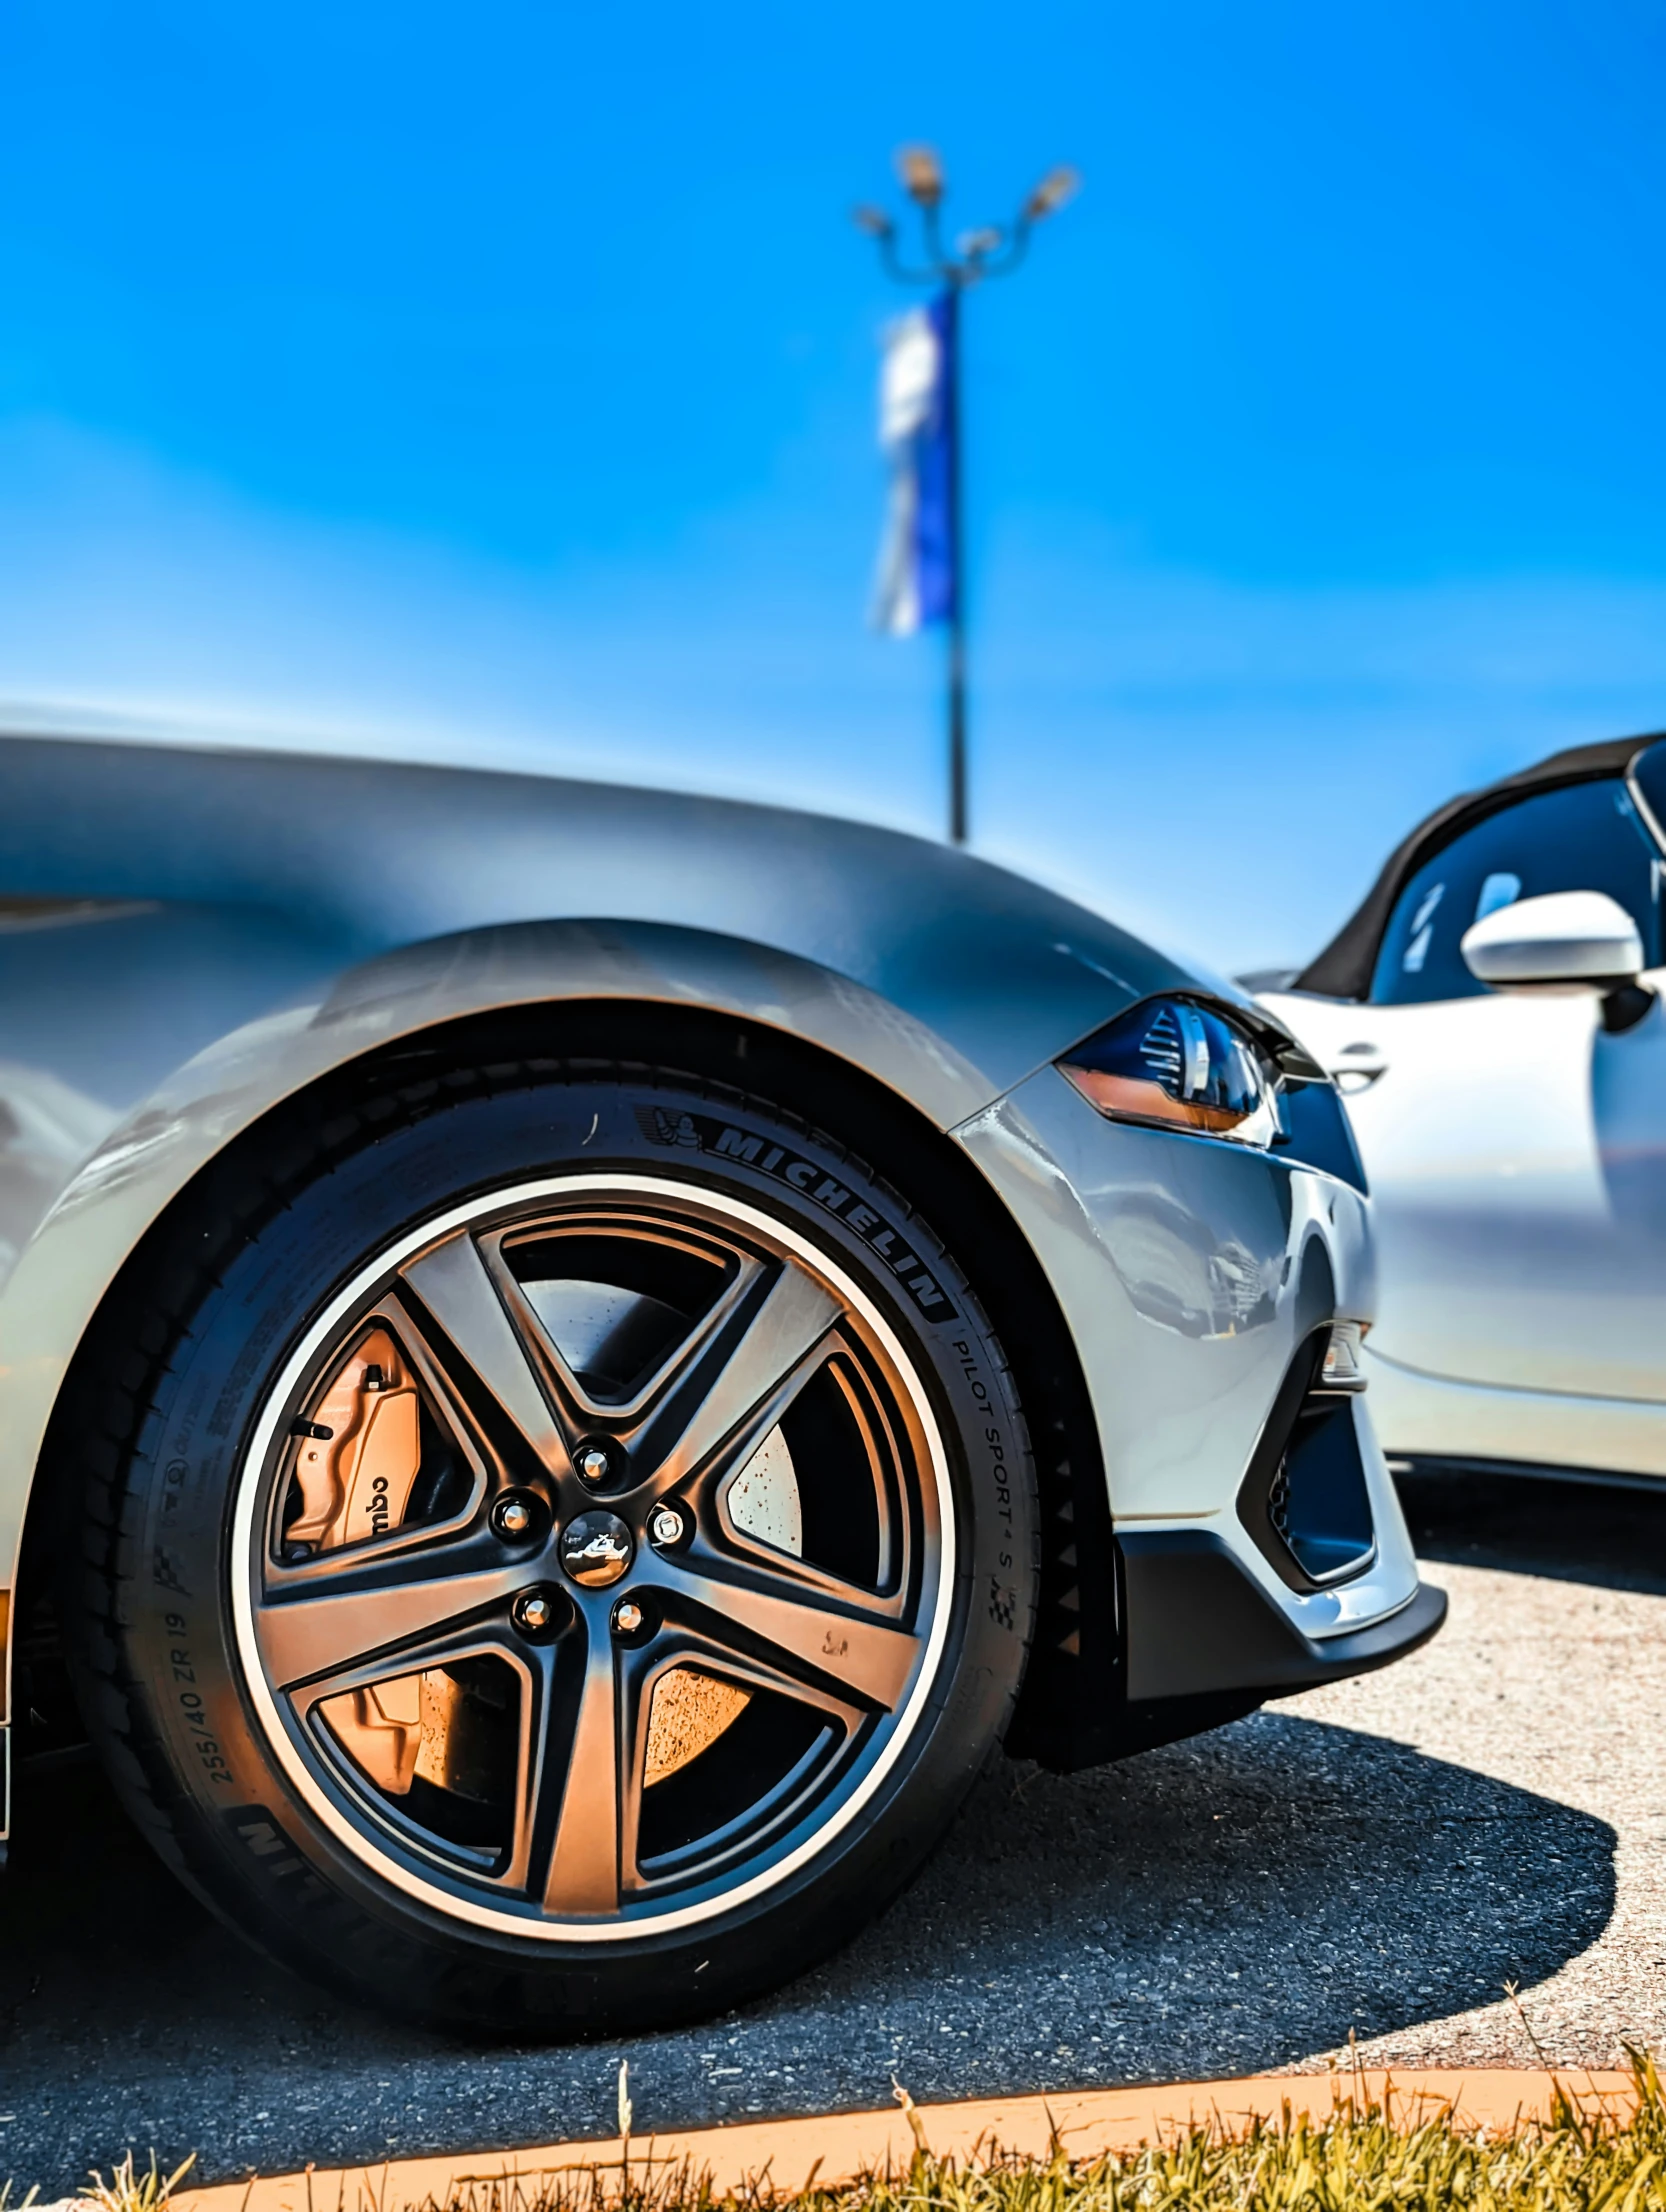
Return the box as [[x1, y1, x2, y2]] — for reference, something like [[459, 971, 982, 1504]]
[[295, 1329, 429, 1793]]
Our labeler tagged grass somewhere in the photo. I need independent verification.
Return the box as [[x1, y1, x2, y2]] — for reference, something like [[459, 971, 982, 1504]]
[[16, 2054, 1666, 2212], [458, 2057, 1666, 2212], [1, 2151, 195, 2212]]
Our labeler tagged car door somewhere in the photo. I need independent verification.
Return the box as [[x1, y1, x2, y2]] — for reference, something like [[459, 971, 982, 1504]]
[[1262, 770, 1666, 1405]]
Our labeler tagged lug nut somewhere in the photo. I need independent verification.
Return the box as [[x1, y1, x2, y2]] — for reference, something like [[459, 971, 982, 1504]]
[[577, 1445, 611, 1486], [612, 1600, 645, 1636], [512, 1589, 557, 1637], [649, 1504, 686, 1547], [492, 1493, 536, 1539]]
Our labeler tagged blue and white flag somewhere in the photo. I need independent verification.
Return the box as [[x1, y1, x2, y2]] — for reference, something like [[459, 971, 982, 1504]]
[[871, 292, 956, 636]]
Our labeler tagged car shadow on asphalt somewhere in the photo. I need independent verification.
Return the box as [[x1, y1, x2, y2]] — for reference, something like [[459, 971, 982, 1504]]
[[1396, 1464, 1666, 1595], [0, 1699, 1614, 2195]]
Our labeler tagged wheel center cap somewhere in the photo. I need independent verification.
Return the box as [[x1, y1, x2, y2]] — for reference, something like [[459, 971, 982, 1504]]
[[560, 1510, 633, 1589]]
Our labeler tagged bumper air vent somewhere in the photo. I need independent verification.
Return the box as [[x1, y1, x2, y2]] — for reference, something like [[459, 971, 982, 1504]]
[[1237, 1324, 1376, 1593]]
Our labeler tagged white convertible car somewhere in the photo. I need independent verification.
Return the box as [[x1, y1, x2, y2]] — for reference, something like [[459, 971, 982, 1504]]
[[1260, 732, 1666, 1487]]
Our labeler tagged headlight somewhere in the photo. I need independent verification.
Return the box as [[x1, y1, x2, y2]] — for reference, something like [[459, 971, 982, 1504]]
[[1057, 997, 1287, 1148]]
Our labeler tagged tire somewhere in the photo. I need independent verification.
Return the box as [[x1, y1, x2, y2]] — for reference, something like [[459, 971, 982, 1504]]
[[62, 1056, 1038, 2032]]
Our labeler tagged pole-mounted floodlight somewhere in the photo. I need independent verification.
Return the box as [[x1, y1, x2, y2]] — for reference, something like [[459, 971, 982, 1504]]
[[853, 147, 1080, 846], [897, 144, 945, 207], [1024, 164, 1083, 223]]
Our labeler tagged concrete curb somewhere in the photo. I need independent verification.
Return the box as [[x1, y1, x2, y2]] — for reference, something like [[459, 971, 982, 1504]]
[[164, 2068, 1639, 2212]]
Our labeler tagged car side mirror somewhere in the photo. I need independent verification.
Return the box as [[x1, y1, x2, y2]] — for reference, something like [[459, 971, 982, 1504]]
[[1460, 890, 1644, 989], [1460, 890, 1655, 1031]]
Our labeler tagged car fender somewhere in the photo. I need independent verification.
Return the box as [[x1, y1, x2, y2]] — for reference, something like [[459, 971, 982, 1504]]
[[0, 912, 1134, 1635]]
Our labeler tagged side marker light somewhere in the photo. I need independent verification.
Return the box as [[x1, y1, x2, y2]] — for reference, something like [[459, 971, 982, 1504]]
[[1319, 1322, 1368, 1392]]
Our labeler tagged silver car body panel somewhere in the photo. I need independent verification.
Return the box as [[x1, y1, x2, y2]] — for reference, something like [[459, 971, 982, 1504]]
[[957, 1070, 1419, 1638], [0, 728, 1415, 1770]]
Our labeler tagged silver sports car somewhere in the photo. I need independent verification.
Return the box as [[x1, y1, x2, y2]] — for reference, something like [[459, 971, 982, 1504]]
[[0, 726, 1442, 2031]]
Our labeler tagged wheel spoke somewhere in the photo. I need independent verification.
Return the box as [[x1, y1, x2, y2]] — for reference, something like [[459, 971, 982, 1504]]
[[401, 1234, 572, 1481], [645, 1551, 920, 1712], [495, 1641, 560, 1894], [258, 1537, 527, 1692], [634, 1259, 841, 1501], [540, 1618, 625, 1914]]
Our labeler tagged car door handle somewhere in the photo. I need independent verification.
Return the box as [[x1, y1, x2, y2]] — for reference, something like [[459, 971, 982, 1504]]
[[1329, 1045, 1388, 1093]]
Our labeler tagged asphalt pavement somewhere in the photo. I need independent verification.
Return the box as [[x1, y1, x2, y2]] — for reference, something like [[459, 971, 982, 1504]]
[[4, 1469, 1663, 2194]]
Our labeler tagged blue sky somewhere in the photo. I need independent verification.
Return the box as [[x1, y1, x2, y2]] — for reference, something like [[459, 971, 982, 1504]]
[[2, 2, 1664, 970]]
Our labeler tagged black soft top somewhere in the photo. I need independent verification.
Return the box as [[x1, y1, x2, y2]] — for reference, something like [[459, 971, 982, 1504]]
[[1293, 733, 1666, 1001]]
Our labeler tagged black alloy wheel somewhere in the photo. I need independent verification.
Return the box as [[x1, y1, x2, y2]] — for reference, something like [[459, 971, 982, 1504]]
[[63, 1057, 1037, 2030]]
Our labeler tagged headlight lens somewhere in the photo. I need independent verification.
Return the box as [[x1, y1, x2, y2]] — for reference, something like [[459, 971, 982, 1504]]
[[1057, 997, 1286, 1148]]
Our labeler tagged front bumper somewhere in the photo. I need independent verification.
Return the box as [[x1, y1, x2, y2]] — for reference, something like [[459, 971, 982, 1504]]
[[957, 1061, 1439, 1768]]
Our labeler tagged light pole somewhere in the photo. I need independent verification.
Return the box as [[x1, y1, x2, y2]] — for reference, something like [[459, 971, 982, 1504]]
[[855, 147, 1080, 846]]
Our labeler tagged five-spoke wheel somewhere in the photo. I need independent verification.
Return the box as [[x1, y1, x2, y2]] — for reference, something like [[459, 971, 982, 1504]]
[[237, 1177, 950, 1934]]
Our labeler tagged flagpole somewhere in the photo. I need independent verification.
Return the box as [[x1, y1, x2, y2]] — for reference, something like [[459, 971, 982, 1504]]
[[854, 149, 1079, 850], [944, 282, 967, 847]]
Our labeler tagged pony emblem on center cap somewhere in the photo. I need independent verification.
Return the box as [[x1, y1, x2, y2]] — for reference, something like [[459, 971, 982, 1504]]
[[560, 1510, 634, 1588]]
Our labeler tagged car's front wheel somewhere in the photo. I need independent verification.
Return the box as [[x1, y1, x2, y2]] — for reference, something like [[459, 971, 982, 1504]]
[[64, 1056, 1036, 2030]]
